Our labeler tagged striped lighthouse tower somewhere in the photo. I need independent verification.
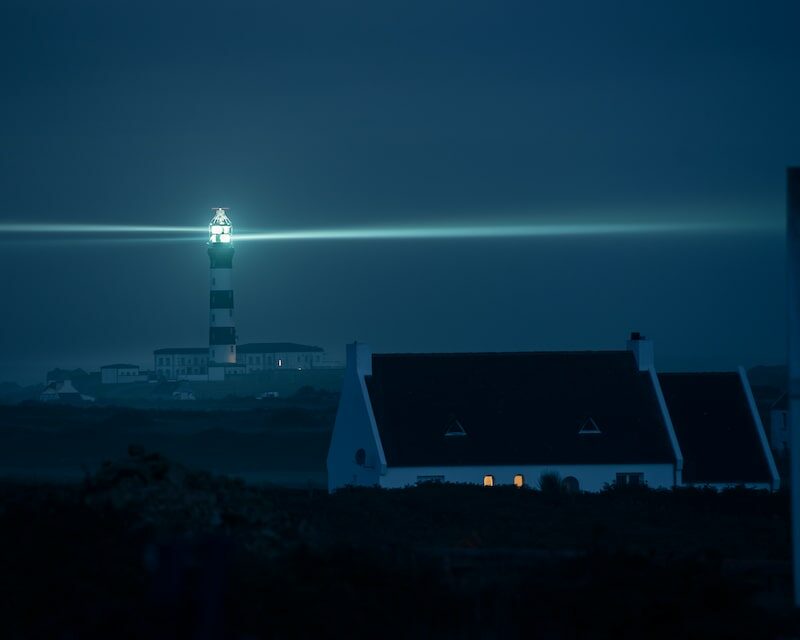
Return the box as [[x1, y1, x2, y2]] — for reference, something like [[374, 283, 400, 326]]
[[208, 208, 236, 366]]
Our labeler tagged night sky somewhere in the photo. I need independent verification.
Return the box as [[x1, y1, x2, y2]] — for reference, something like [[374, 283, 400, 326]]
[[1, 0, 798, 383]]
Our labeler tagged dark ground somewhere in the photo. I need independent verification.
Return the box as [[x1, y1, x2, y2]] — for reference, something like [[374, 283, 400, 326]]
[[0, 448, 797, 639], [0, 401, 334, 486]]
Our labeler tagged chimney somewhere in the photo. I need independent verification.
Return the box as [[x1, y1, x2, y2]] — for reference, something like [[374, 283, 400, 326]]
[[786, 167, 800, 605], [346, 341, 372, 376], [626, 331, 654, 371]]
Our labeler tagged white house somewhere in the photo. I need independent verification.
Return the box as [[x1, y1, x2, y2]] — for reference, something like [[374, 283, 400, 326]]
[[327, 335, 779, 492]]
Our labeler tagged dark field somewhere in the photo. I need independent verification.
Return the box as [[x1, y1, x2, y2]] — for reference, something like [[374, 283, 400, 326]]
[[0, 447, 797, 639], [0, 402, 335, 486]]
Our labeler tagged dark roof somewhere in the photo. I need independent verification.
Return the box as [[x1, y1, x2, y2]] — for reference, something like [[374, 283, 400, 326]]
[[153, 347, 207, 355], [238, 342, 323, 354], [365, 351, 676, 468], [658, 373, 773, 484], [100, 363, 139, 369]]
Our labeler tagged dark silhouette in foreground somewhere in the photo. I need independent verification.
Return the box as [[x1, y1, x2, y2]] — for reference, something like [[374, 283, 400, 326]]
[[0, 448, 797, 638]]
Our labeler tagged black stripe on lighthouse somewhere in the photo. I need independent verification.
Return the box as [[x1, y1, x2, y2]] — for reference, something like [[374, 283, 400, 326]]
[[210, 290, 234, 308]]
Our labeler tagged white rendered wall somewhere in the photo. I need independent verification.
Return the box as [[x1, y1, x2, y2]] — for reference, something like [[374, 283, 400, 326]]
[[327, 344, 386, 491], [379, 463, 676, 492]]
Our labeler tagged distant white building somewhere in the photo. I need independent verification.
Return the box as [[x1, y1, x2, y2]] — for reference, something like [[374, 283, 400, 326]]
[[100, 364, 147, 384], [327, 335, 779, 493], [154, 348, 209, 379], [153, 343, 325, 380], [239, 343, 325, 372]]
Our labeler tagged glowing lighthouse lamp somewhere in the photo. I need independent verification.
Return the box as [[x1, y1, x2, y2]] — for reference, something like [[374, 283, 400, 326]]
[[209, 208, 233, 244]]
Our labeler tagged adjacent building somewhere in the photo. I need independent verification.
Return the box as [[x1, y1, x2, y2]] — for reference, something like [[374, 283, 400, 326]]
[[327, 335, 779, 493]]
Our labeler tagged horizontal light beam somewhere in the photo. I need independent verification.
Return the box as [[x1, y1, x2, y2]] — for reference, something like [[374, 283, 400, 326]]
[[0, 224, 206, 234], [0, 218, 782, 246], [235, 220, 777, 243]]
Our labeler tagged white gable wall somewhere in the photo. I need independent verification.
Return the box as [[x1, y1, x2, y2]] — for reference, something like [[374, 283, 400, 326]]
[[738, 366, 781, 491], [380, 463, 676, 491], [327, 343, 386, 491]]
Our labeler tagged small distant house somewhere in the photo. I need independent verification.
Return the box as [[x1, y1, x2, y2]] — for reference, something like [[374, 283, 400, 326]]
[[327, 335, 779, 492], [100, 364, 146, 384], [39, 380, 92, 403]]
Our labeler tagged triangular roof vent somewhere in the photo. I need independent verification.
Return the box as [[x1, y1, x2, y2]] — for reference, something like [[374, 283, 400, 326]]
[[579, 417, 602, 435], [445, 417, 467, 437]]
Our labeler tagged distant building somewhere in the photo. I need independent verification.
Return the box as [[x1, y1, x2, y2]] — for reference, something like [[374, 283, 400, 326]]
[[327, 335, 779, 493], [100, 364, 147, 384], [154, 347, 208, 379], [239, 343, 325, 372], [154, 343, 325, 380], [39, 380, 93, 403]]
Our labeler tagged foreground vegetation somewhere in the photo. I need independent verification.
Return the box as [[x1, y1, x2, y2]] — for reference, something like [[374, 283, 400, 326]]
[[0, 449, 796, 638]]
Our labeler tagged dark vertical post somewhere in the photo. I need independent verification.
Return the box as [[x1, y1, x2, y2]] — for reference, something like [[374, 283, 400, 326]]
[[787, 167, 800, 606]]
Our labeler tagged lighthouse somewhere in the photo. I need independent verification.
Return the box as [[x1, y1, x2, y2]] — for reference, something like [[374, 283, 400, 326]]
[[208, 208, 236, 366]]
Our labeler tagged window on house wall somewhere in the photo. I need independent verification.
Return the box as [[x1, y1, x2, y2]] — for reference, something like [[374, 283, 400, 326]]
[[483, 475, 494, 487], [513, 474, 525, 487], [354, 449, 366, 466]]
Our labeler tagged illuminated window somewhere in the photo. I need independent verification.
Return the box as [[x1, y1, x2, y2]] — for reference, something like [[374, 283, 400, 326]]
[[483, 475, 494, 487], [513, 474, 525, 487]]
